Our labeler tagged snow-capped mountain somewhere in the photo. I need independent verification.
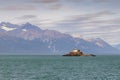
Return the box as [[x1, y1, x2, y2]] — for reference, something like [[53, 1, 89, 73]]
[[0, 22, 119, 55]]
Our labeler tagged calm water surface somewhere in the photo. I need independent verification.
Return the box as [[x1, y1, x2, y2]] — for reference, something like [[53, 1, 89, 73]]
[[0, 55, 120, 80]]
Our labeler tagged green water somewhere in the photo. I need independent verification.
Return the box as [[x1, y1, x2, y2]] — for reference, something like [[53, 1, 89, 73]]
[[0, 55, 120, 80]]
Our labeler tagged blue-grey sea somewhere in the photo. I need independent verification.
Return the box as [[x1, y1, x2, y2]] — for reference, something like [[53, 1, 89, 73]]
[[0, 55, 120, 80]]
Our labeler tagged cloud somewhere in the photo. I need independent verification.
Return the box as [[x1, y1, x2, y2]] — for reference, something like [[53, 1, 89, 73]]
[[29, 0, 62, 10], [0, 0, 119, 44], [54, 11, 115, 28], [31, 0, 58, 3], [69, 0, 120, 3], [48, 4, 62, 10], [66, 0, 83, 2], [0, 5, 36, 11], [92, 0, 120, 3], [70, 11, 115, 21], [72, 0, 120, 4], [85, 17, 120, 26], [17, 15, 38, 19], [48, 11, 119, 44]]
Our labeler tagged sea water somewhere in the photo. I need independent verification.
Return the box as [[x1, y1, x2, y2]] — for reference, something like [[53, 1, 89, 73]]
[[0, 55, 120, 80]]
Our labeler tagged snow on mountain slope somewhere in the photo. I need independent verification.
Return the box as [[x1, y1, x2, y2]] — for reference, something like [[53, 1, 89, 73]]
[[1, 24, 16, 31]]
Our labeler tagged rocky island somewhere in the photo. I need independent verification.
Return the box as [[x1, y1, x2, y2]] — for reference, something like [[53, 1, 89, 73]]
[[63, 48, 96, 57]]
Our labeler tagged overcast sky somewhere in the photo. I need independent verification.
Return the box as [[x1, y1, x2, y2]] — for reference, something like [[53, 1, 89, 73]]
[[0, 0, 120, 45]]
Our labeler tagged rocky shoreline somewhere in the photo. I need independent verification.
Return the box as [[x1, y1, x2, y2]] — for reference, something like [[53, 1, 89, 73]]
[[63, 49, 96, 57]]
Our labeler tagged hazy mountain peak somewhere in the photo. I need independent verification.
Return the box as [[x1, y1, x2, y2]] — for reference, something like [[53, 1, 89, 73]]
[[21, 22, 41, 30], [22, 22, 32, 26], [0, 22, 12, 25]]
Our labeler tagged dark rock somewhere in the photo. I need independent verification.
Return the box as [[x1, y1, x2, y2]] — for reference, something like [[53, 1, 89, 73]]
[[63, 49, 96, 57]]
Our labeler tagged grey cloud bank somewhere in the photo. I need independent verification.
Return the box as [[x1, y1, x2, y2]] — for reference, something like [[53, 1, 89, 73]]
[[0, 0, 119, 45]]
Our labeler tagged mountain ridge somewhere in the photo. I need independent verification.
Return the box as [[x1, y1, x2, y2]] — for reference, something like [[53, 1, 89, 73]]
[[0, 22, 119, 55]]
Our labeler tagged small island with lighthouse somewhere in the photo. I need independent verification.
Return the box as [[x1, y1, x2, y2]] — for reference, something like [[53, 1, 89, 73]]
[[63, 48, 96, 57]]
